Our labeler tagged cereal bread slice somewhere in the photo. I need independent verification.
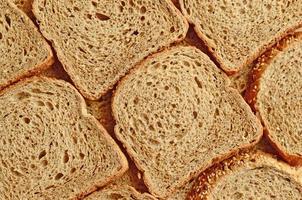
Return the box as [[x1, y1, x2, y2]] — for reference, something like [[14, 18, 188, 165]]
[[32, 0, 188, 100], [112, 46, 262, 198], [188, 151, 302, 200], [179, 0, 302, 73], [246, 33, 302, 166], [0, 0, 53, 90], [0, 77, 128, 199]]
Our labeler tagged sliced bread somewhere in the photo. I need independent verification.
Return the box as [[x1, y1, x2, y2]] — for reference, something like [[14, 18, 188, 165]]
[[188, 151, 302, 200], [245, 33, 302, 166], [0, 0, 53, 90], [0, 77, 128, 199], [32, 0, 188, 100], [112, 46, 262, 198], [179, 0, 302, 73]]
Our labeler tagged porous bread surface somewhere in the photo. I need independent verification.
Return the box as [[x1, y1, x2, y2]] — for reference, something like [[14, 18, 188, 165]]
[[85, 185, 156, 200], [112, 46, 262, 198], [33, 0, 188, 100], [0, 77, 128, 200], [12, 0, 33, 15], [0, 0, 53, 90], [189, 152, 302, 200], [253, 36, 302, 164], [180, 0, 302, 73]]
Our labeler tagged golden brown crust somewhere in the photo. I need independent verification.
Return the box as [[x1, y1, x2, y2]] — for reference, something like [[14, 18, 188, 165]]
[[245, 32, 302, 166], [178, 0, 302, 74]]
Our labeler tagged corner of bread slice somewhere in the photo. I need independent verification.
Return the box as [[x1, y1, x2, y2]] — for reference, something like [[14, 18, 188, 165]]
[[245, 33, 302, 166], [0, 1, 54, 90], [188, 150, 302, 200]]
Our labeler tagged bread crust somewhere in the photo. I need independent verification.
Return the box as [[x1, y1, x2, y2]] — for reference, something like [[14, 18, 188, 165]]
[[32, 0, 189, 100], [0, 1, 54, 92], [245, 33, 302, 166], [179, 0, 302, 74], [188, 151, 302, 200], [112, 45, 263, 198], [0, 76, 129, 200]]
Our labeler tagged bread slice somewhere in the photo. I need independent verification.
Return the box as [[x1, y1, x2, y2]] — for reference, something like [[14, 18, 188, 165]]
[[245, 33, 302, 166], [32, 0, 188, 100], [0, 0, 53, 90], [188, 151, 302, 200], [0, 77, 128, 199], [12, 0, 33, 17], [85, 185, 156, 200], [179, 0, 302, 73], [112, 46, 262, 198]]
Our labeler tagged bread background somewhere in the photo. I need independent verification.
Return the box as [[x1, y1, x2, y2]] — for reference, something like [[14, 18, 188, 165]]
[[2, 0, 301, 199]]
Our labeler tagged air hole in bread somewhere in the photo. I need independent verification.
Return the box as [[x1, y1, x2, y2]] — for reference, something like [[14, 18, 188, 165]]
[[55, 173, 63, 180], [0, 33, 2, 40], [23, 117, 30, 124], [95, 13, 110, 21], [79, 153, 85, 160], [46, 102, 54, 110], [140, 6, 147, 13], [63, 150, 69, 163], [91, 1, 97, 7], [194, 77, 203, 89], [164, 86, 169, 90], [170, 26, 175, 33], [70, 168, 76, 173], [16, 92, 31, 100], [38, 150, 46, 159], [41, 160, 48, 166], [5, 15, 11, 26]]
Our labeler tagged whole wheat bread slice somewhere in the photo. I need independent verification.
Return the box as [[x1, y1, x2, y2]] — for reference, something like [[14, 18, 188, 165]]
[[32, 0, 188, 100], [0, 0, 53, 90], [179, 0, 302, 73], [245, 33, 302, 166], [112, 46, 262, 198], [0, 77, 128, 199], [188, 151, 302, 200]]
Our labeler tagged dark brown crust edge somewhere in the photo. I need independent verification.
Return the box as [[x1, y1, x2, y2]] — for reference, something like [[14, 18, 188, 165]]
[[32, 0, 189, 100], [111, 45, 263, 199], [0, 76, 129, 200], [0, 1, 54, 92], [178, 0, 302, 75], [244, 32, 302, 166]]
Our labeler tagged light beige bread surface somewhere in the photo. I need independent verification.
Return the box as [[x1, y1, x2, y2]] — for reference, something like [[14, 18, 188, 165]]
[[246, 33, 302, 166], [0, 0, 53, 90], [0, 77, 128, 199], [32, 0, 188, 100], [188, 151, 302, 200], [112, 46, 262, 198], [179, 0, 302, 73]]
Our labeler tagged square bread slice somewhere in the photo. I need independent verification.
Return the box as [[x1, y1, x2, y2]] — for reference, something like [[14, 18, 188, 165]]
[[0, 0, 53, 90], [188, 151, 302, 199], [179, 0, 302, 73], [0, 77, 128, 199], [112, 46, 262, 198], [32, 0, 188, 100], [245, 33, 302, 166]]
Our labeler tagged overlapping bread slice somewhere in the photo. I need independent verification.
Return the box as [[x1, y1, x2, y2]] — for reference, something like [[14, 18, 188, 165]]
[[179, 0, 302, 73], [112, 46, 262, 198], [0, 77, 128, 199], [0, 0, 53, 90], [188, 151, 302, 200], [245, 33, 302, 165], [32, 0, 188, 100]]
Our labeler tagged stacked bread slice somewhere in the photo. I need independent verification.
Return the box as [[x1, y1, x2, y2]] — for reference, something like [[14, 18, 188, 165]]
[[32, 0, 188, 99], [188, 151, 302, 199], [0, 0, 53, 90], [0, 77, 128, 199], [112, 46, 262, 198]]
